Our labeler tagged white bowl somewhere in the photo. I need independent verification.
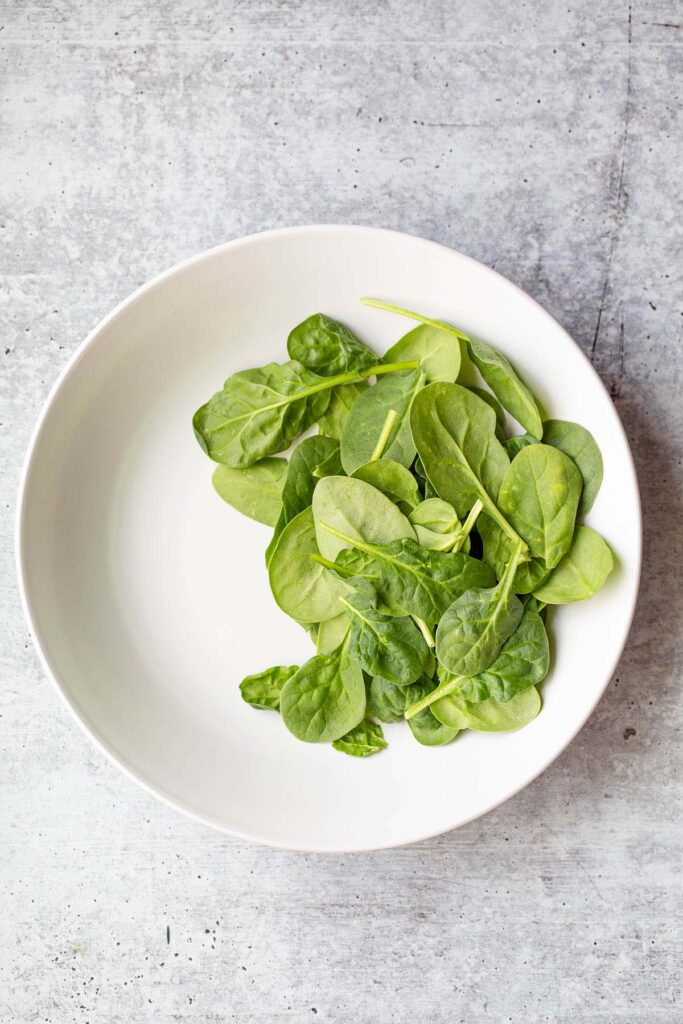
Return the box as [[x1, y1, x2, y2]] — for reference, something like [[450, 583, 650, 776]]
[[16, 226, 641, 851]]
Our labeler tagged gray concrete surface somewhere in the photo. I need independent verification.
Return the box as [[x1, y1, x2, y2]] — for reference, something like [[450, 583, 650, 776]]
[[1, 2, 681, 1021]]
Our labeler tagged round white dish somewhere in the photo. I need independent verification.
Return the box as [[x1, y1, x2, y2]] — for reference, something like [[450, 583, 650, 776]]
[[16, 225, 641, 851]]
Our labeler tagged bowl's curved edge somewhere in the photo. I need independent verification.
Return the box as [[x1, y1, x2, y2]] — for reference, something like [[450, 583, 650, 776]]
[[15, 224, 643, 852]]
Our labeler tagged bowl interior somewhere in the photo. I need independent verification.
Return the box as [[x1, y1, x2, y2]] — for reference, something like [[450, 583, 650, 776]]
[[18, 227, 640, 850]]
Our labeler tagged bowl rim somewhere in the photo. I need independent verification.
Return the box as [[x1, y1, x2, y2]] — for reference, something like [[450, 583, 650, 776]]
[[15, 223, 643, 851]]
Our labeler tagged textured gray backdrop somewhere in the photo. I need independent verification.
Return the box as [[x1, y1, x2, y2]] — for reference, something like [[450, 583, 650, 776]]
[[1, 2, 681, 1021]]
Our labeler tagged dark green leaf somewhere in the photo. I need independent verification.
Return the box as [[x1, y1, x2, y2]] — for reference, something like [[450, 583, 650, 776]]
[[341, 368, 425, 473], [266, 435, 340, 564], [287, 313, 376, 376], [239, 665, 299, 711], [340, 580, 429, 685], [212, 458, 288, 527], [280, 634, 365, 742], [542, 419, 604, 516], [384, 323, 461, 382], [312, 475, 416, 560], [467, 338, 543, 438], [352, 459, 421, 512], [268, 507, 348, 623], [332, 719, 387, 757]]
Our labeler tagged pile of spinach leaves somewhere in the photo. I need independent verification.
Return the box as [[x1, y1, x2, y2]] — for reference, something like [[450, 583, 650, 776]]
[[194, 302, 614, 757]]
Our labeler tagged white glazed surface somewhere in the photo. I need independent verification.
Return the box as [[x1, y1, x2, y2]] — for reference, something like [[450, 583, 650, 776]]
[[17, 225, 641, 851]]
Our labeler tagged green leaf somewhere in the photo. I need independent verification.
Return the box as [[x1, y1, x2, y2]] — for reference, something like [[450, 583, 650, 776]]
[[265, 435, 340, 564], [340, 580, 429, 685], [341, 368, 425, 473], [410, 383, 523, 548], [384, 323, 461, 383], [468, 386, 506, 439], [316, 613, 351, 653], [467, 337, 543, 438], [405, 678, 459, 746], [477, 513, 550, 593], [533, 526, 614, 604], [409, 498, 461, 551], [211, 458, 288, 527], [287, 313, 377, 376], [312, 475, 416, 561], [352, 459, 421, 512], [332, 719, 387, 757], [317, 381, 367, 439], [239, 665, 299, 711], [505, 433, 538, 460], [542, 419, 604, 516], [280, 633, 365, 742], [268, 507, 348, 623], [435, 543, 525, 676], [194, 360, 332, 467], [498, 443, 583, 569], [431, 686, 541, 732], [332, 535, 496, 624], [366, 676, 408, 722]]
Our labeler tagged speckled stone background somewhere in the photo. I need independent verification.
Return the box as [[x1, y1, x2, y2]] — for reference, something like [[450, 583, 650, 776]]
[[1, 2, 681, 1021]]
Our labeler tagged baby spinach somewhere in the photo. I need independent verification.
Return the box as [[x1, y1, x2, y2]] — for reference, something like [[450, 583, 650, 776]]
[[266, 435, 340, 564], [325, 528, 496, 624], [409, 498, 462, 551], [505, 433, 538, 460], [280, 632, 365, 742], [411, 383, 525, 549], [352, 459, 421, 512], [477, 513, 550, 593], [194, 358, 416, 468], [542, 419, 604, 516], [407, 604, 549, 716], [317, 381, 367, 439], [469, 386, 506, 439], [341, 368, 425, 473], [533, 526, 613, 603], [366, 676, 409, 722], [312, 475, 416, 561], [212, 458, 288, 527], [316, 612, 350, 653], [466, 338, 543, 438], [340, 580, 429, 685], [268, 507, 349, 623], [435, 541, 525, 676], [384, 323, 461, 382], [498, 444, 583, 569], [287, 313, 376, 376], [332, 719, 387, 757], [431, 686, 541, 732], [405, 678, 460, 746], [239, 665, 299, 710]]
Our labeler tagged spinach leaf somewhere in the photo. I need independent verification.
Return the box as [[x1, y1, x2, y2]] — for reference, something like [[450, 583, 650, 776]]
[[477, 513, 550, 593], [410, 383, 525, 549], [328, 530, 496, 624], [341, 368, 425, 473], [467, 338, 543, 438], [505, 433, 538, 460], [316, 612, 351, 653], [533, 526, 614, 604], [287, 313, 376, 376], [352, 459, 421, 513], [414, 456, 438, 499], [340, 580, 429, 685], [435, 542, 525, 676], [312, 475, 416, 560], [407, 605, 549, 714], [366, 676, 409, 722], [498, 443, 583, 569], [266, 435, 340, 564], [194, 358, 417, 468], [239, 665, 299, 711], [542, 419, 604, 516], [431, 686, 541, 732], [212, 458, 288, 527], [268, 507, 349, 623], [317, 381, 367, 439], [384, 323, 461, 382], [468, 386, 506, 440], [332, 719, 387, 757], [409, 498, 462, 551], [405, 678, 459, 746], [280, 633, 365, 742]]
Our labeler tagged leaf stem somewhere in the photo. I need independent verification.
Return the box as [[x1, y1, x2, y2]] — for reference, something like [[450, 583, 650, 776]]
[[319, 521, 376, 556], [361, 297, 469, 342], [404, 673, 467, 719], [366, 360, 418, 376], [413, 616, 435, 648], [450, 499, 484, 553], [369, 409, 399, 462], [310, 552, 354, 576]]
